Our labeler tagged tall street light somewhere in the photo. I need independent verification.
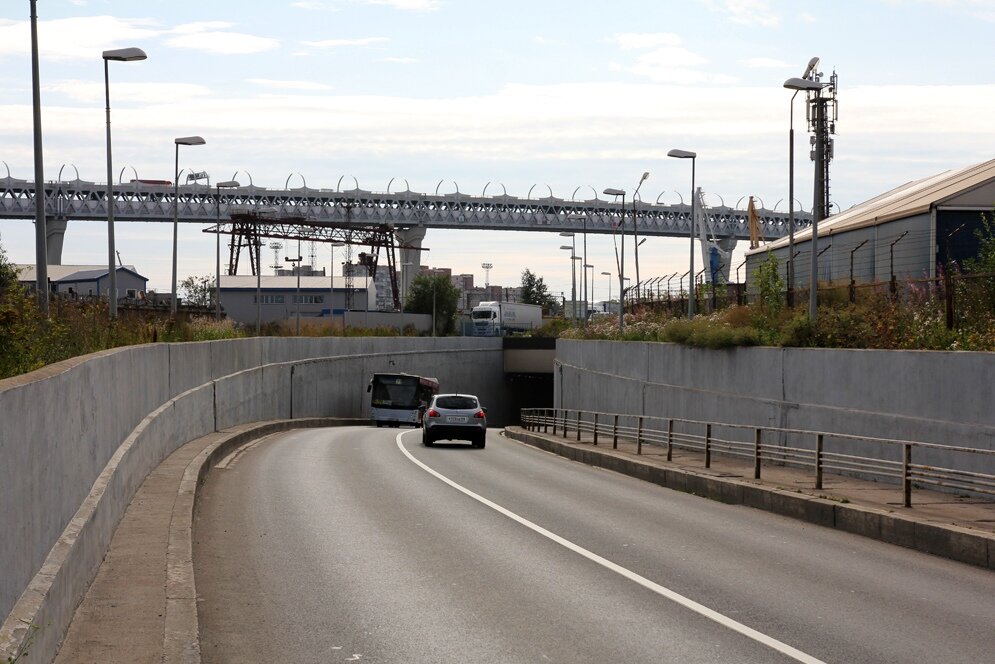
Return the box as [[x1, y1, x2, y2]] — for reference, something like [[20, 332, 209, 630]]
[[632, 172, 650, 295], [559, 243, 577, 320], [604, 187, 626, 330], [171, 136, 205, 316], [784, 68, 822, 309], [559, 231, 576, 318], [584, 263, 594, 317], [784, 74, 825, 320], [30, 0, 49, 313], [285, 247, 302, 335], [329, 241, 345, 313], [667, 149, 697, 317], [214, 180, 239, 319], [102, 46, 147, 319]]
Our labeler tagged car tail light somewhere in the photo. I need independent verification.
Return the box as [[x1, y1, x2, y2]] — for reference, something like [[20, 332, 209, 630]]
[[473, 410, 486, 419], [427, 409, 440, 418]]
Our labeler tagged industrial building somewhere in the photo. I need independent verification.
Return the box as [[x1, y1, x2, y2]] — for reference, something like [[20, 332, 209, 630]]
[[219, 275, 373, 325], [746, 159, 995, 289], [15, 264, 148, 299]]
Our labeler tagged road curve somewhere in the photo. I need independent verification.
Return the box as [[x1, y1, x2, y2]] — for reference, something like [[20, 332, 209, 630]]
[[193, 427, 995, 663]]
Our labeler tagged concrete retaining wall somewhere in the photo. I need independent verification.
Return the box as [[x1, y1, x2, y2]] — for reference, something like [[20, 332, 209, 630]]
[[555, 341, 995, 473], [0, 337, 502, 661]]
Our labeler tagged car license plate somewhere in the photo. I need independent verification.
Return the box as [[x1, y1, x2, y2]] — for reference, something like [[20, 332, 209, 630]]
[[447, 416, 468, 423]]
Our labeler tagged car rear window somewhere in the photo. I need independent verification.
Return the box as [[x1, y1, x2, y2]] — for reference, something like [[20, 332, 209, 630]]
[[436, 396, 478, 410]]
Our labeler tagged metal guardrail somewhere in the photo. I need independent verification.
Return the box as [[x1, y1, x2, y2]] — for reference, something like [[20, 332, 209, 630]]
[[520, 408, 995, 508]]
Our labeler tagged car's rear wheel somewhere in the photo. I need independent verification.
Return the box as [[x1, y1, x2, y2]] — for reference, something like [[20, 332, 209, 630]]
[[422, 430, 434, 447], [473, 434, 486, 449]]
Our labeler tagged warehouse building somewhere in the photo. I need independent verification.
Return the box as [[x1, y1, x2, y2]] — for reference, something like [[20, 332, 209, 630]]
[[746, 159, 995, 290]]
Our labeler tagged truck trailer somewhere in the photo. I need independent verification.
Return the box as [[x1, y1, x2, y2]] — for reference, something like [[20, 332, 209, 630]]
[[469, 301, 543, 336]]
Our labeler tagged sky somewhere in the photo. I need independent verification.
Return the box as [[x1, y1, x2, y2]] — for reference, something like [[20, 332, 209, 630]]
[[2, 0, 995, 299]]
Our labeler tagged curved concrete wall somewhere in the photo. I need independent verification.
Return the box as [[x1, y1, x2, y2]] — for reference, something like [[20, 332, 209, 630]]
[[0, 337, 502, 659], [555, 340, 995, 472]]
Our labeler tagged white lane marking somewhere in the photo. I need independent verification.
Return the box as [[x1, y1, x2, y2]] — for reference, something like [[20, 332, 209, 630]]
[[395, 431, 826, 664]]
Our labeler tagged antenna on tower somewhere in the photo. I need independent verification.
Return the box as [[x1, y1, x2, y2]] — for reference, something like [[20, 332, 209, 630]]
[[269, 242, 283, 274]]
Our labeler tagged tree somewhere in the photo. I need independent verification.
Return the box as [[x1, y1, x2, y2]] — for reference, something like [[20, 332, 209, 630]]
[[405, 273, 461, 335], [179, 274, 215, 308], [520, 268, 557, 313]]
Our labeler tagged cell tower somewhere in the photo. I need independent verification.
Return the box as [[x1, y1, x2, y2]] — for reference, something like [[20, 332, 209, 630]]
[[269, 242, 283, 274], [481, 262, 493, 288], [805, 67, 839, 222], [308, 240, 317, 269]]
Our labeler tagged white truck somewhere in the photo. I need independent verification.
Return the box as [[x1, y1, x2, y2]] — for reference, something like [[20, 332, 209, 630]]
[[470, 301, 543, 336]]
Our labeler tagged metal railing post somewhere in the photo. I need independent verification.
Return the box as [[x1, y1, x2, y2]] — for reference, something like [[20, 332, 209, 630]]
[[612, 414, 619, 449], [667, 418, 673, 461], [576, 411, 581, 442], [552, 409, 557, 436], [903, 443, 912, 507], [593, 413, 599, 446], [705, 423, 711, 468], [563, 410, 569, 438], [636, 416, 644, 455], [816, 433, 824, 489], [543, 408, 549, 434], [754, 428, 762, 479]]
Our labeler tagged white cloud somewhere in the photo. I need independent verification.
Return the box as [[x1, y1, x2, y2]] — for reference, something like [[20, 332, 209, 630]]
[[45, 79, 212, 104], [247, 78, 333, 91], [610, 33, 731, 84], [0, 16, 159, 60], [301, 37, 389, 48], [292, 1, 326, 8], [740, 57, 789, 68], [359, 0, 441, 11], [170, 22, 236, 34], [698, 0, 781, 26], [798, 11, 817, 22], [165, 31, 279, 55], [376, 57, 417, 64], [0, 16, 279, 59], [611, 33, 682, 50]]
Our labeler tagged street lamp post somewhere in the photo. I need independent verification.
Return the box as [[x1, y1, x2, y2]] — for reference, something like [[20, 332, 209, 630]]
[[603, 187, 626, 330], [214, 180, 239, 319], [103, 46, 147, 319], [784, 74, 822, 320], [171, 136, 205, 316], [632, 172, 649, 296], [583, 264, 593, 316], [559, 243, 576, 320], [600, 271, 611, 313], [559, 232, 576, 319], [569, 214, 591, 322], [401, 261, 414, 311], [784, 68, 822, 311], [285, 246, 302, 335], [30, 0, 49, 313], [329, 241, 345, 313], [667, 149, 697, 317]]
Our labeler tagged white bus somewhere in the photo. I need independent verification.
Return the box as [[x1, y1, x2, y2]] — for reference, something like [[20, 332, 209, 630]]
[[367, 373, 441, 427]]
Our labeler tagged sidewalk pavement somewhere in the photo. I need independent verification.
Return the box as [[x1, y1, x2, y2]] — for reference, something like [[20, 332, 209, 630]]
[[47, 420, 995, 663], [504, 426, 995, 570]]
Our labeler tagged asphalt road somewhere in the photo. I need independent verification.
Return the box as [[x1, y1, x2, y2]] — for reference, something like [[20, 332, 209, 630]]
[[193, 427, 995, 664]]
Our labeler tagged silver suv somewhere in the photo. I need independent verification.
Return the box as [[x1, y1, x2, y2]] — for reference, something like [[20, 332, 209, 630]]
[[422, 394, 487, 448]]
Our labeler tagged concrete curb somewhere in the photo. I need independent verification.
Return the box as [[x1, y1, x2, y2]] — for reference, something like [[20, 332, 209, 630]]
[[505, 427, 995, 571], [162, 418, 365, 664]]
